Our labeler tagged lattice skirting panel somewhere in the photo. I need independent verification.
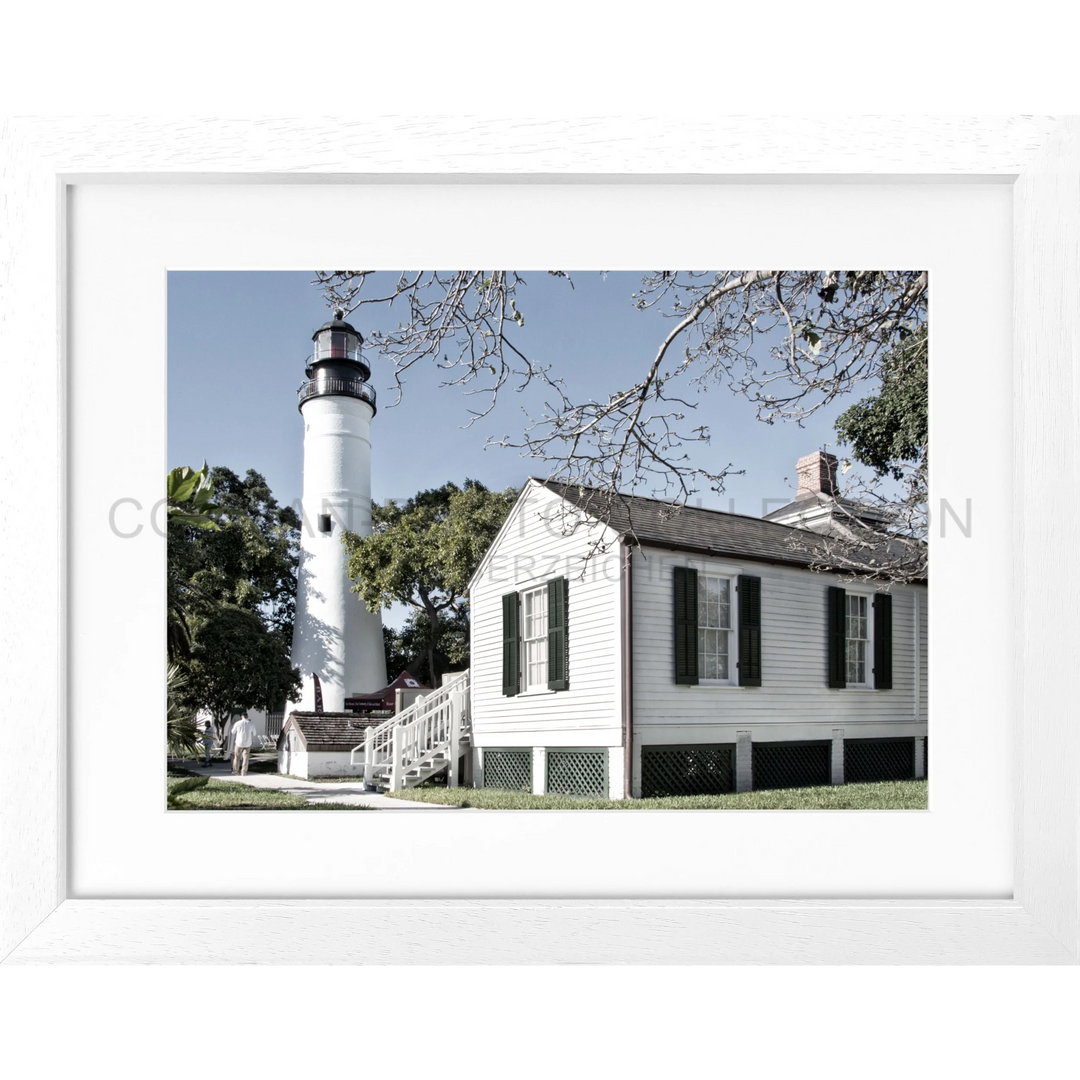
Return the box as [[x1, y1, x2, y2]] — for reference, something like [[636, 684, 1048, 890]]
[[844, 737, 916, 783], [546, 749, 608, 798], [482, 749, 532, 792], [641, 745, 735, 798], [752, 740, 831, 791]]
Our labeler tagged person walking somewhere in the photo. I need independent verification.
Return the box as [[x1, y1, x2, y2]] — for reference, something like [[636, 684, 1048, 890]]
[[229, 712, 257, 776], [201, 720, 215, 767]]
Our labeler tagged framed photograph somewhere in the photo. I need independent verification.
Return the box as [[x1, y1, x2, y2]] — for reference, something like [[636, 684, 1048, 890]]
[[1, 116, 1076, 963]]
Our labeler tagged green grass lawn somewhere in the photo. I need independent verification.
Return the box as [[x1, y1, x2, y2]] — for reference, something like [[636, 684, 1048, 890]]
[[386, 779, 927, 810], [166, 773, 370, 810]]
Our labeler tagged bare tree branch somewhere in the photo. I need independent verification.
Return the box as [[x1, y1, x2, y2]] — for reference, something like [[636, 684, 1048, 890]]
[[312, 269, 929, 581]]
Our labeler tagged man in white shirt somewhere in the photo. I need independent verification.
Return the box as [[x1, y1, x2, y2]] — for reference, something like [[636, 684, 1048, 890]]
[[228, 712, 257, 776]]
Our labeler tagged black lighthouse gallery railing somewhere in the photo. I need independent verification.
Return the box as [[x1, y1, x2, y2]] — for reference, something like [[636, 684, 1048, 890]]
[[298, 375, 377, 411]]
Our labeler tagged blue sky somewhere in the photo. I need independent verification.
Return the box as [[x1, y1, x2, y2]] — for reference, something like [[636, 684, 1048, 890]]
[[168, 271, 877, 631], [167, 270, 857, 521]]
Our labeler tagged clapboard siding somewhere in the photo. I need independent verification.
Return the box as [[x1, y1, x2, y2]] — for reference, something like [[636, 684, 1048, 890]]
[[470, 484, 623, 746], [632, 546, 928, 740], [470, 485, 928, 751]]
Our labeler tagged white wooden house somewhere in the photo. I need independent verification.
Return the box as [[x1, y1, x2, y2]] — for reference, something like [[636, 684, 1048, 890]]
[[467, 453, 928, 799]]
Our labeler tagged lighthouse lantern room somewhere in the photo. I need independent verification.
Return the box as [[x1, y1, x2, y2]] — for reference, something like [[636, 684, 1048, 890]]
[[290, 311, 387, 712]]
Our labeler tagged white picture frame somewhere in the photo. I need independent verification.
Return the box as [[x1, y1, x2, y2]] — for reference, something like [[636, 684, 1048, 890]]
[[1, 116, 1076, 964]]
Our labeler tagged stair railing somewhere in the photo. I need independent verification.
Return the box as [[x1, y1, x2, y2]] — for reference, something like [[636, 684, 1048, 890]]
[[386, 669, 471, 792], [351, 669, 470, 789]]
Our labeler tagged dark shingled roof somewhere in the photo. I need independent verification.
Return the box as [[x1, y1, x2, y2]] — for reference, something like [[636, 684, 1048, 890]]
[[538, 480, 924, 580], [278, 711, 387, 753]]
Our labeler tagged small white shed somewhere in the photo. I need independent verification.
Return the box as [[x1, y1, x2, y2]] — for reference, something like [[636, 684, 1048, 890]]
[[276, 712, 383, 779]]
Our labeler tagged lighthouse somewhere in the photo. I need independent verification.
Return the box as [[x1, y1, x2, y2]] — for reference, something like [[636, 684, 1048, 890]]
[[290, 311, 387, 711]]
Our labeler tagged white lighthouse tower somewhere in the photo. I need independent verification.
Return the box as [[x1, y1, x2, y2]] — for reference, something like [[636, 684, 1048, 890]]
[[291, 311, 387, 711]]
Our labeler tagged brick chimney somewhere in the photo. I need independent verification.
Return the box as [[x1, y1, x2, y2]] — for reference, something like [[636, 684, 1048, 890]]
[[795, 450, 838, 498]]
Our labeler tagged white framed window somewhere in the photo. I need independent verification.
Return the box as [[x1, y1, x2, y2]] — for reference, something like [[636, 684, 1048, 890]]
[[521, 585, 549, 691], [846, 593, 872, 687], [697, 573, 736, 683]]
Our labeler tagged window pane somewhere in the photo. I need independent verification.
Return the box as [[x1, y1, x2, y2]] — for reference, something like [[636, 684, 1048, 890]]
[[698, 626, 730, 681], [526, 637, 548, 689], [523, 587, 547, 641], [699, 575, 732, 630]]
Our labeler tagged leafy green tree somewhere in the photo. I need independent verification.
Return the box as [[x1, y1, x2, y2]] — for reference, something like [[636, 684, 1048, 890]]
[[168, 466, 302, 740], [181, 606, 301, 736], [167, 462, 220, 529], [166, 463, 220, 659], [343, 480, 516, 683], [168, 467, 300, 655], [382, 626, 412, 681], [383, 608, 469, 685], [834, 326, 928, 482]]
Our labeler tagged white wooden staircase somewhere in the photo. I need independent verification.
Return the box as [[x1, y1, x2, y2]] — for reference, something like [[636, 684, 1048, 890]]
[[350, 669, 471, 792]]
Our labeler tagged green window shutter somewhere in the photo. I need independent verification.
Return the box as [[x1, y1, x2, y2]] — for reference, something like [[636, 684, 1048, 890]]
[[501, 591, 520, 697], [737, 575, 762, 687], [827, 585, 847, 689], [673, 566, 699, 685], [873, 593, 893, 690], [547, 577, 569, 691]]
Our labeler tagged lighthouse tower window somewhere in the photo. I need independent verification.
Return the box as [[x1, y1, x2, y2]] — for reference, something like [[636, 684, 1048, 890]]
[[318, 514, 332, 534]]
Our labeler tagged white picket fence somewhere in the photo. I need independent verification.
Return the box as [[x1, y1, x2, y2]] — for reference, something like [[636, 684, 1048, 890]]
[[350, 669, 471, 791]]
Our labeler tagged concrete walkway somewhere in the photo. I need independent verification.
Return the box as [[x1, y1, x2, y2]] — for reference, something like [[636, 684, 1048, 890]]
[[182, 759, 459, 809]]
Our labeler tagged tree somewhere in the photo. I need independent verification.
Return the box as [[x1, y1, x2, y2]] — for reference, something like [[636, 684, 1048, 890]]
[[382, 625, 412, 682], [168, 466, 302, 735], [167, 462, 220, 529], [316, 270, 928, 580], [343, 480, 517, 683], [181, 606, 301, 736], [168, 466, 300, 653], [383, 608, 470, 685], [834, 325, 928, 483], [166, 463, 220, 659]]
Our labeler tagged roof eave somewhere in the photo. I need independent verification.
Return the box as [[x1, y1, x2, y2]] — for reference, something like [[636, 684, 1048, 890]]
[[633, 538, 928, 584]]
